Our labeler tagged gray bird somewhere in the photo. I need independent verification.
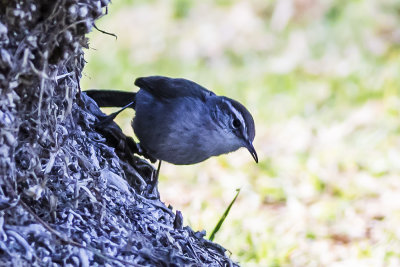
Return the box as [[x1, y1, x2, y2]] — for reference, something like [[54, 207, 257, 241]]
[[85, 76, 258, 165]]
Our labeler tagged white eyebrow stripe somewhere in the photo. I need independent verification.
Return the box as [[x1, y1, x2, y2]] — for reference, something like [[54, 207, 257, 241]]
[[224, 99, 248, 139]]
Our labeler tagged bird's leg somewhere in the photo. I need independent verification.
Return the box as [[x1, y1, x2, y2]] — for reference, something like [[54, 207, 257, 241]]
[[95, 101, 135, 127], [155, 160, 162, 180], [149, 160, 162, 198]]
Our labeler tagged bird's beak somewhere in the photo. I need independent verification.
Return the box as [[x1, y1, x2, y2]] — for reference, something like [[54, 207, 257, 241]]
[[245, 141, 258, 163]]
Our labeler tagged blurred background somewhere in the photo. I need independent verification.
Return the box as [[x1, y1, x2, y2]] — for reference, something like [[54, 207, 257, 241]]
[[82, 0, 400, 266]]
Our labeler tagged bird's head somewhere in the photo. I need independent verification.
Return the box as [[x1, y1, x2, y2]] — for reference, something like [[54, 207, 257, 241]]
[[209, 96, 258, 163]]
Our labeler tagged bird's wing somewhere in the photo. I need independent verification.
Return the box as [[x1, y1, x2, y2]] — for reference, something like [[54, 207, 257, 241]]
[[85, 90, 136, 108], [134, 76, 216, 101]]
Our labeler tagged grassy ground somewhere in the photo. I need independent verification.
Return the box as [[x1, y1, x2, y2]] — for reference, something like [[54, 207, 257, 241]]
[[82, 1, 400, 266]]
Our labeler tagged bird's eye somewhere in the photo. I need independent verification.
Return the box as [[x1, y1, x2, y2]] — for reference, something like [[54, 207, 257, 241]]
[[232, 118, 241, 129]]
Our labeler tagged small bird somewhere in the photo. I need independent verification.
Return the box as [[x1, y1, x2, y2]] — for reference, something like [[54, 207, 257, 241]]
[[85, 76, 257, 166]]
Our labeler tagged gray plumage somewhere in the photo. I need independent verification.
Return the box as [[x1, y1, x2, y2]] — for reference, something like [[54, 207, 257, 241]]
[[86, 76, 257, 165]]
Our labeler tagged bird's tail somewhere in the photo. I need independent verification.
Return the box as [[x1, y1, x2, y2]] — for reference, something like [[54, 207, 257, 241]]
[[84, 90, 136, 109]]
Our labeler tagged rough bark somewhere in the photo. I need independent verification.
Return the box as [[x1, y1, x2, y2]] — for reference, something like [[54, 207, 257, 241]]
[[0, 0, 237, 266]]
